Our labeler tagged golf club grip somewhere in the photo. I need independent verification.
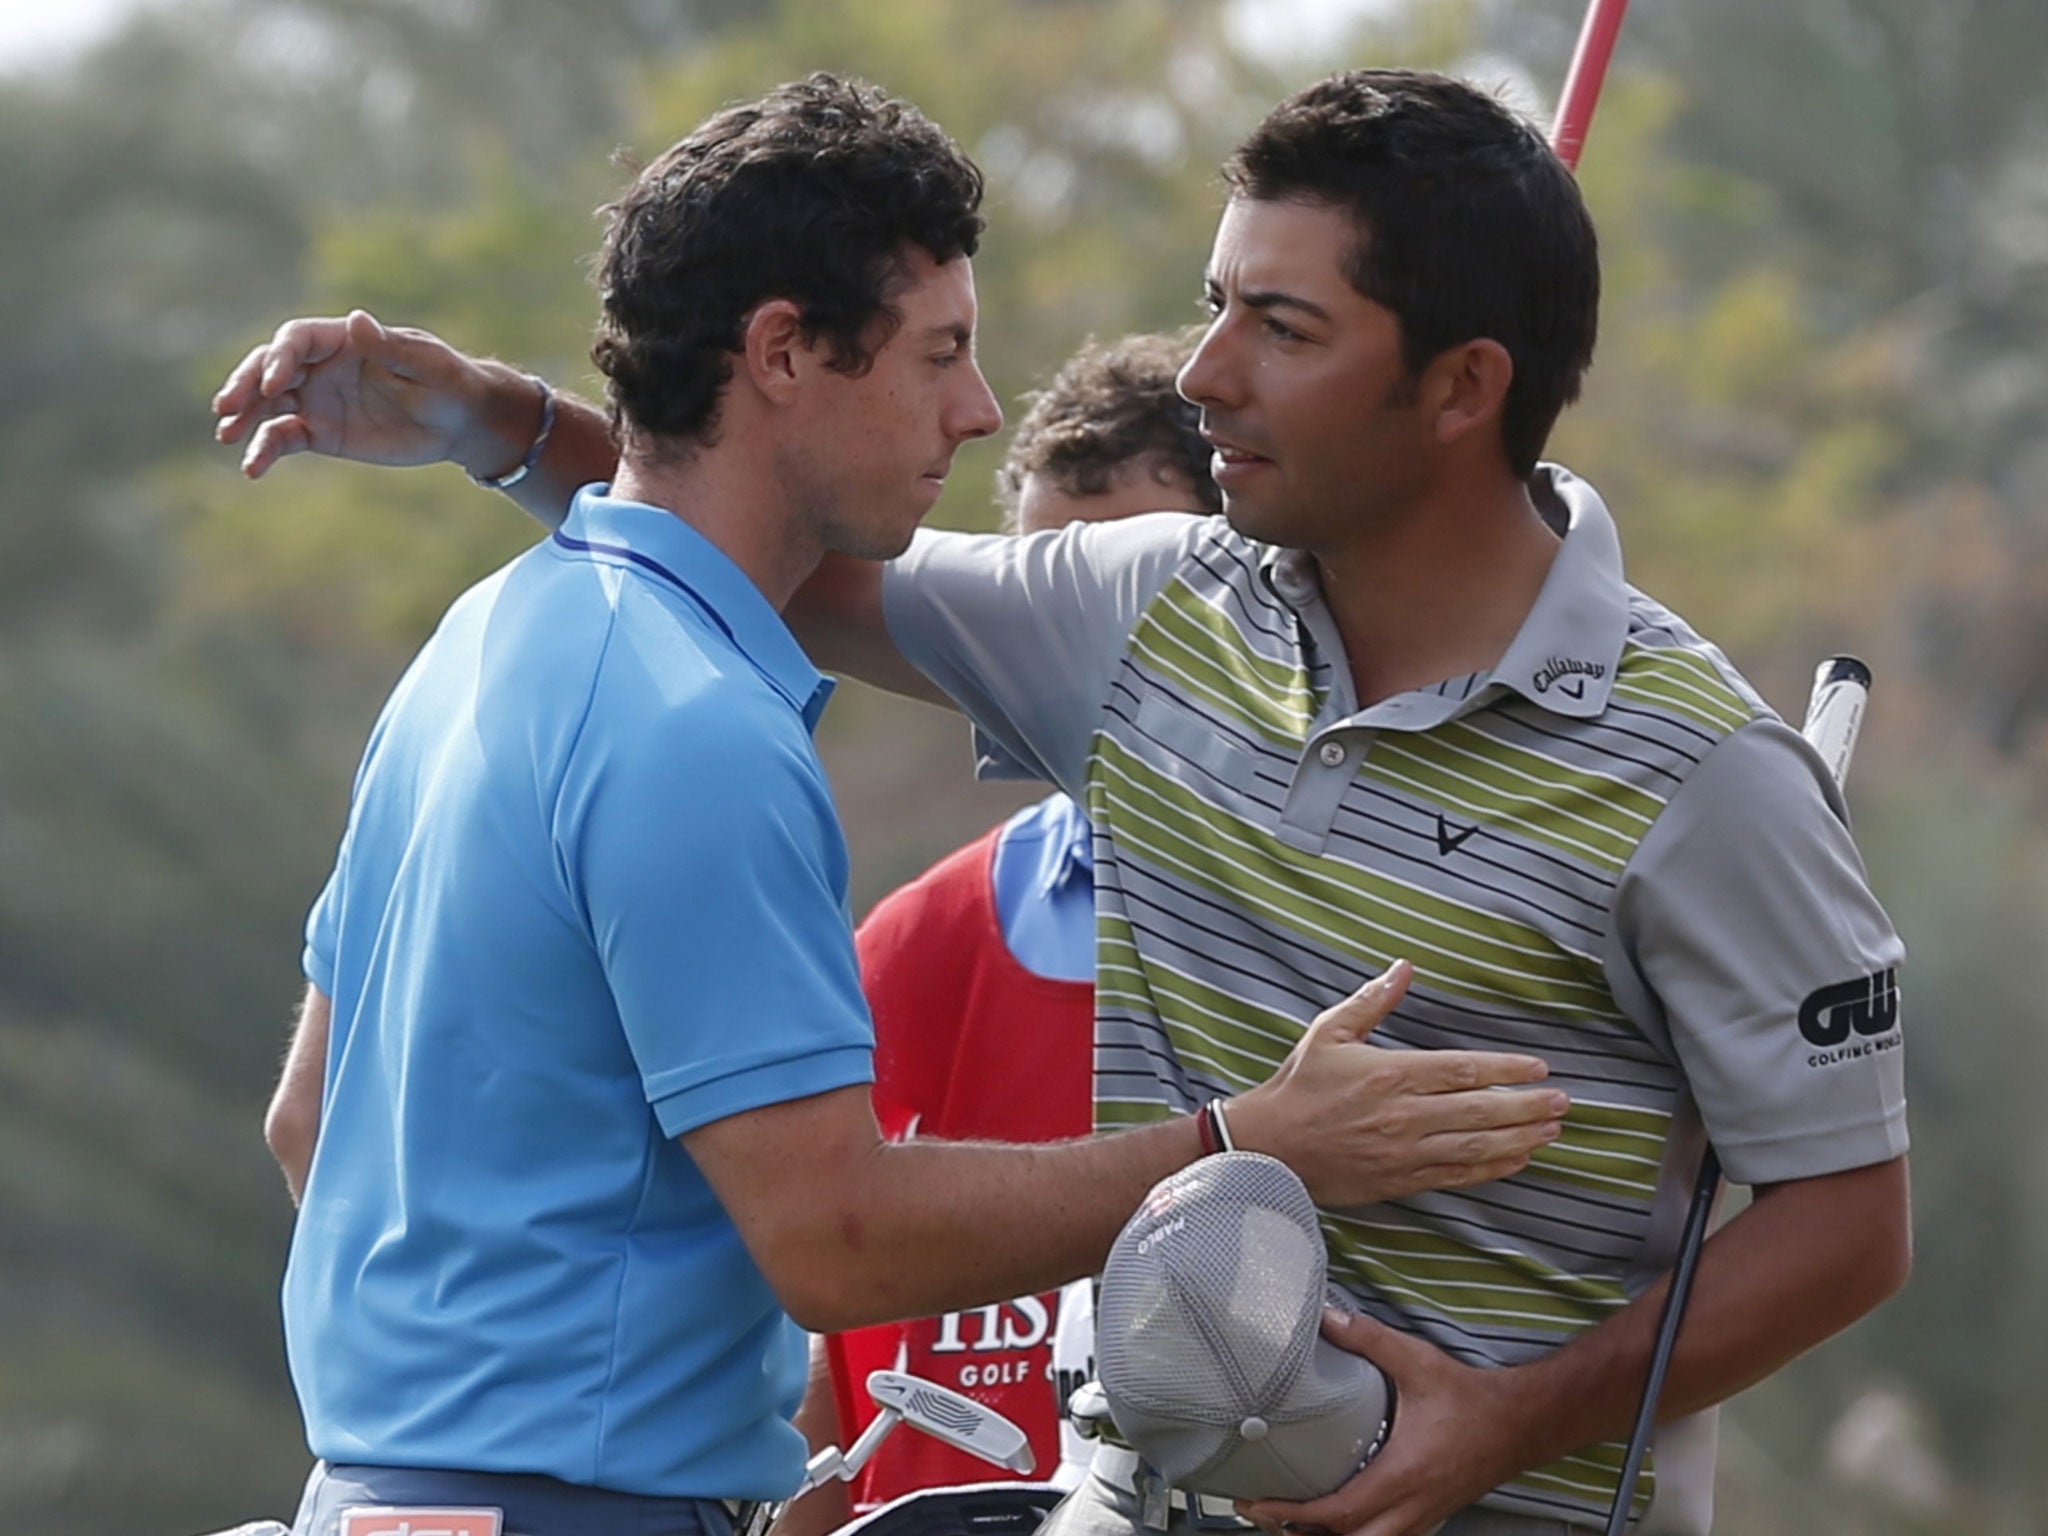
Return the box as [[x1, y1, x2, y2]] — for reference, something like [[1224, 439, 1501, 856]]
[[1603, 657, 1871, 1536], [1801, 656, 1871, 791]]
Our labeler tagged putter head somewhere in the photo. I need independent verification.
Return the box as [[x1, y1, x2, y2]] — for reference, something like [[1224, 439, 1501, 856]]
[[866, 1370, 1037, 1476]]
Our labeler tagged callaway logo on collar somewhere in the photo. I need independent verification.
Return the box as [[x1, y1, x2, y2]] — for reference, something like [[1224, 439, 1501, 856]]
[[1531, 656, 1608, 698]]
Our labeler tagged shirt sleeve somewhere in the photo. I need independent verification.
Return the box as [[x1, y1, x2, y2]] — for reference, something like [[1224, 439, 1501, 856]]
[[303, 864, 340, 995], [1606, 717, 1908, 1186], [883, 512, 1213, 800], [561, 689, 875, 1139]]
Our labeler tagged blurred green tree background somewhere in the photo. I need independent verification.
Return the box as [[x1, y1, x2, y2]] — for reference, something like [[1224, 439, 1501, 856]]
[[4, 0, 2043, 1530]]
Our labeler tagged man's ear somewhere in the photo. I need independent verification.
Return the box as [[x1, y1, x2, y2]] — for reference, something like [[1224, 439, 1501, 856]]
[[742, 299, 809, 406], [1424, 337, 1514, 452]]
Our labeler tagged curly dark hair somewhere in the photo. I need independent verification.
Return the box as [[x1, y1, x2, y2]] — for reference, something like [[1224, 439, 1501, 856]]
[[1226, 70, 1599, 479], [593, 73, 985, 451], [995, 328, 1222, 529]]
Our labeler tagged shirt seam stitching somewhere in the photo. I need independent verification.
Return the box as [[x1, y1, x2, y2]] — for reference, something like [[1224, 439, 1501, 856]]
[[554, 529, 819, 719], [547, 577, 627, 904]]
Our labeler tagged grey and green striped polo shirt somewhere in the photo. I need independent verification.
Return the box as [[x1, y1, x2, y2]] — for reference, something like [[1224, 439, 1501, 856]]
[[886, 466, 1906, 1534]]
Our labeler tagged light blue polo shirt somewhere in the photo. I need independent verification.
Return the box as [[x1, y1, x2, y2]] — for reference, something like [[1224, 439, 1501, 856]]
[[288, 486, 875, 1500]]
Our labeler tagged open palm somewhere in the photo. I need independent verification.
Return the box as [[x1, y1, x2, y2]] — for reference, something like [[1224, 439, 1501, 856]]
[[213, 310, 484, 478]]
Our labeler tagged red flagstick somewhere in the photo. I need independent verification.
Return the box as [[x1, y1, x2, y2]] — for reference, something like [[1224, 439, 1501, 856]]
[[1556, 10, 1665, 1531], [1551, 0, 1634, 170]]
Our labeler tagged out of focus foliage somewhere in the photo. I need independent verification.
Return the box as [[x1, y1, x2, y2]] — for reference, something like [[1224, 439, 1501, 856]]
[[5, 1, 2045, 1532]]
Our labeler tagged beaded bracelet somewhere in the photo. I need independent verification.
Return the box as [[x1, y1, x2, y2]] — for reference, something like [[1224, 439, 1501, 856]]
[[468, 374, 557, 490]]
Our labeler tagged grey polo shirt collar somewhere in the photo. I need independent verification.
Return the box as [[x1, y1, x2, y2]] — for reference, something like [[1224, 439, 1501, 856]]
[[1257, 463, 1629, 726], [1488, 465, 1630, 716]]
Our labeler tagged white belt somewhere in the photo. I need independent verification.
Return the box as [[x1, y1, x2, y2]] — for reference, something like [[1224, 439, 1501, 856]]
[[1089, 1444, 1252, 1529]]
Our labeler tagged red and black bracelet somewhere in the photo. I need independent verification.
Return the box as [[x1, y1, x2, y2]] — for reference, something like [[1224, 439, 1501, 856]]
[[1195, 1098, 1237, 1158]]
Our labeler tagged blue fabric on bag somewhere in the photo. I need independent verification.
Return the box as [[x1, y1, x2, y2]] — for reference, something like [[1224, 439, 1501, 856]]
[[989, 793, 1096, 982]]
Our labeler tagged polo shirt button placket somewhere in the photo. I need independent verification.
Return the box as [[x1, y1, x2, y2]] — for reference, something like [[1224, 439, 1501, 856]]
[[1277, 732, 1363, 854]]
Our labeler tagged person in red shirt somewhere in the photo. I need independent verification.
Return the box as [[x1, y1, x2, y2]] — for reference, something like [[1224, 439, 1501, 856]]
[[785, 331, 1222, 1532]]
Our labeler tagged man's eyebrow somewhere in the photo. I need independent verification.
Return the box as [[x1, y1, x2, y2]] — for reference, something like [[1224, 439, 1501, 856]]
[[921, 322, 974, 348], [1204, 273, 1331, 324], [1242, 289, 1332, 323]]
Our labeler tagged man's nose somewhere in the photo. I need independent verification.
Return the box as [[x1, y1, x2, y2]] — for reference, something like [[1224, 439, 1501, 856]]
[[952, 360, 1003, 441], [1176, 319, 1238, 411]]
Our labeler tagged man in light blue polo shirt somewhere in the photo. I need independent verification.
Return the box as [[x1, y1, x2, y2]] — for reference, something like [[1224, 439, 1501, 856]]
[[234, 74, 1574, 1536], [267, 78, 1017, 1531], [289, 482, 878, 1508]]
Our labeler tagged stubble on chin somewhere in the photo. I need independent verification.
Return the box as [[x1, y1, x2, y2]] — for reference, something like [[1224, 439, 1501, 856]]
[[815, 500, 923, 564], [829, 525, 918, 563], [1219, 488, 1301, 551], [826, 486, 926, 562], [778, 446, 927, 563], [783, 477, 899, 565]]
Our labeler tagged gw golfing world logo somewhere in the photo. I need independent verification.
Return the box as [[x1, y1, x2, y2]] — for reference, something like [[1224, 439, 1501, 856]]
[[1798, 966, 1901, 1067]]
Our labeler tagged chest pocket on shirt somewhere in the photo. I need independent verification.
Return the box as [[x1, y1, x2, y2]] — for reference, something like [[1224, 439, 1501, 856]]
[[1132, 692, 1262, 797]]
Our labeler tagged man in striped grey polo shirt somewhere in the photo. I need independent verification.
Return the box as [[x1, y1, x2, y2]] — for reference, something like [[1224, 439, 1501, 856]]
[[857, 71, 1910, 1536]]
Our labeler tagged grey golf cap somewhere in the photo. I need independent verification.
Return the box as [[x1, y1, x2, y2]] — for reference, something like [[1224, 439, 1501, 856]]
[[1095, 1152, 1391, 1501]]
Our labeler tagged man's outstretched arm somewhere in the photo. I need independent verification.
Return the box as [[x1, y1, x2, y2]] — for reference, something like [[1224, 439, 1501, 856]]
[[211, 312, 932, 690], [212, 311, 616, 530], [1240, 1155, 1910, 1536], [686, 962, 1571, 1336]]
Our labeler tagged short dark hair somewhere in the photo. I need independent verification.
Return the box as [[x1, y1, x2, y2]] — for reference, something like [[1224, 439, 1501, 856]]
[[1225, 70, 1599, 478], [593, 74, 985, 450], [995, 328, 1222, 528]]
